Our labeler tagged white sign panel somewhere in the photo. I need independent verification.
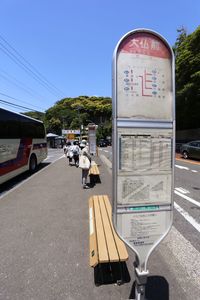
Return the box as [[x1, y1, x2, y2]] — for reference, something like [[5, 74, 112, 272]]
[[117, 210, 172, 267], [62, 129, 80, 134], [117, 32, 173, 121], [112, 29, 175, 271], [88, 124, 96, 155], [117, 128, 172, 206]]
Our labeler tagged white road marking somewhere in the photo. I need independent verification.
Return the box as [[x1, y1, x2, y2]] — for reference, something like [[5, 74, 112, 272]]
[[175, 164, 199, 173], [175, 164, 189, 170], [174, 190, 200, 208], [175, 187, 189, 194], [174, 202, 200, 232], [43, 155, 54, 161]]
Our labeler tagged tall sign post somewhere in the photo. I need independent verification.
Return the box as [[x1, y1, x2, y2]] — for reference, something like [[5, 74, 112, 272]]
[[112, 29, 175, 299], [88, 123, 97, 155]]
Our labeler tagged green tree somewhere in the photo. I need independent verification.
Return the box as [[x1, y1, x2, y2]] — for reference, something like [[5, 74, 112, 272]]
[[23, 111, 45, 122], [174, 26, 200, 130], [47, 117, 62, 135], [45, 96, 112, 135]]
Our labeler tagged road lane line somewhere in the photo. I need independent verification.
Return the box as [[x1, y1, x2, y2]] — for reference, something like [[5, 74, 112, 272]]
[[174, 190, 200, 208], [175, 164, 189, 170], [175, 187, 189, 194], [174, 202, 200, 232], [43, 155, 54, 161]]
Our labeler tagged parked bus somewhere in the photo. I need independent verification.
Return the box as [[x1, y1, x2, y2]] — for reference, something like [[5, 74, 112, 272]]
[[0, 108, 47, 184]]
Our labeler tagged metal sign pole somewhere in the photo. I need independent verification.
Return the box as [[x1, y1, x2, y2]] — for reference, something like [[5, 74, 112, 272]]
[[112, 28, 175, 299], [88, 123, 97, 155], [134, 266, 149, 300]]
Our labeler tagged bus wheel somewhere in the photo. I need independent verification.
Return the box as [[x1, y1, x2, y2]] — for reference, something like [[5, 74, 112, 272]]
[[29, 154, 37, 173]]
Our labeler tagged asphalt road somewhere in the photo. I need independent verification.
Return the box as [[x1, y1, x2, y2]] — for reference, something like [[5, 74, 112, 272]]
[[0, 148, 200, 299], [99, 146, 200, 298]]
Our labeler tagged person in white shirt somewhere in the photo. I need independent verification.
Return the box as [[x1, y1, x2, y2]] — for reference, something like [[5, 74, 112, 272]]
[[65, 141, 73, 165], [71, 141, 80, 167], [79, 141, 91, 189]]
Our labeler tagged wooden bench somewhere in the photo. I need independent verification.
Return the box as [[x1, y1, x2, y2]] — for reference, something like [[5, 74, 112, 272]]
[[89, 163, 100, 176], [89, 195, 129, 284], [89, 163, 100, 184]]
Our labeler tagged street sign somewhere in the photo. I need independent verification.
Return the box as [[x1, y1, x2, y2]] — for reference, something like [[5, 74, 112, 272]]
[[88, 123, 97, 155], [112, 29, 175, 273], [62, 129, 80, 135]]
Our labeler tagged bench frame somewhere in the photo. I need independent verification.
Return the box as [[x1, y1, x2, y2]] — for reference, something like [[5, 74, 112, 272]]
[[89, 195, 129, 284], [89, 164, 100, 184]]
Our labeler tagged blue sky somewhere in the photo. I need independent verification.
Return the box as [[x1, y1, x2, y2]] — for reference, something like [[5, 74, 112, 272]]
[[0, 0, 199, 113]]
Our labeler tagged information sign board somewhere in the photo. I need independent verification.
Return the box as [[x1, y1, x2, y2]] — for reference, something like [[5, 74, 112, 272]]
[[116, 31, 173, 121], [62, 129, 80, 135], [88, 123, 96, 155], [112, 29, 175, 272]]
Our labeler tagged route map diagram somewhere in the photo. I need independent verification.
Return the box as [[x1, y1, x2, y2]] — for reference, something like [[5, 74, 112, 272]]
[[118, 174, 171, 205], [123, 66, 166, 99], [117, 53, 173, 120]]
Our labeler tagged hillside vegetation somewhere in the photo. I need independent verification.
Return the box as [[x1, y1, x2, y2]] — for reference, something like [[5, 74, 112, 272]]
[[45, 96, 112, 138]]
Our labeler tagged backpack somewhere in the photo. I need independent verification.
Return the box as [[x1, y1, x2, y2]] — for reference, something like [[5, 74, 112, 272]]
[[72, 146, 79, 156]]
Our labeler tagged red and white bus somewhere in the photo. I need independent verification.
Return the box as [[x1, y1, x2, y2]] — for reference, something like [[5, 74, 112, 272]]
[[0, 108, 47, 184]]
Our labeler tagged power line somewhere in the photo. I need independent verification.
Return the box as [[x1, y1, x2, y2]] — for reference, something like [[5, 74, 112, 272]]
[[0, 34, 65, 98], [0, 34, 65, 97], [0, 68, 45, 100], [0, 92, 45, 111], [0, 44, 59, 97], [0, 99, 43, 112]]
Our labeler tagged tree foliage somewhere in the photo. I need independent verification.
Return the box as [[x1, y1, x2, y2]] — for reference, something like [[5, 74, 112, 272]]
[[45, 96, 112, 136], [22, 111, 45, 122], [174, 26, 200, 130]]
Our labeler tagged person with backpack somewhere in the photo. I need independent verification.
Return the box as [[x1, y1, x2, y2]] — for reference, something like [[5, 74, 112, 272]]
[[65, 141, 73, 165], [71, 141, 80, 167], [79, 141, 91, 189]]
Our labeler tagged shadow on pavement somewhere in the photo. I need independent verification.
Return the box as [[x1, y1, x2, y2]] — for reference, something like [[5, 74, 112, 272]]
[[89, 174, 101, 187], [129, 276, 169, 300], [0, 162, 50, 195]]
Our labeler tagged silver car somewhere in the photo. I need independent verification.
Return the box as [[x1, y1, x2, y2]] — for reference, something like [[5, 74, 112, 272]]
[[180, 140, 200, 159]]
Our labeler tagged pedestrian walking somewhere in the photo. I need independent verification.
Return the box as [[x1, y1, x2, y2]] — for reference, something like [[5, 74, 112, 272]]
[[65, 141, 73, 165], [79, 141, 91, 189], [71, 141, 80, 167], [79, 139, 87, 151]]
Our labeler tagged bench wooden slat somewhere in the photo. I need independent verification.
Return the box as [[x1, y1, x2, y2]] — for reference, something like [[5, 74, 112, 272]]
[[103, 195, 129, 261], [98, 195, 119, 262], [89, 197, 98, 267], [89, 164, 100, 175], [93, 196, 109, 263], [89, 194, 128, 267]]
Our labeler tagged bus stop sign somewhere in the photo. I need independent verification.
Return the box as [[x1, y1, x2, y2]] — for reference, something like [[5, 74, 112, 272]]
[[112, 29, 175, 272]]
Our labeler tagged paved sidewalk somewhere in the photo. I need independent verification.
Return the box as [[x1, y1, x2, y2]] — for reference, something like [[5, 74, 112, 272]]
[[0, 154, 197, 299], [0, 155, 133, 300]]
